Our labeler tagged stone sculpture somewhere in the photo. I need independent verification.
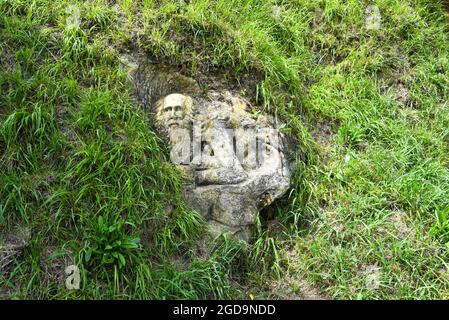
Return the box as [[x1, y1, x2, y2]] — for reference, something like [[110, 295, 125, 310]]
[[154, 91, 292, 240]]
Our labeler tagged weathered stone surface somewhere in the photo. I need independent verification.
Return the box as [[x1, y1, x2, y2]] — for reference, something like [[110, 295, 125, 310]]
[[128, 57, 294, 240], [154, 91, 292, 240]]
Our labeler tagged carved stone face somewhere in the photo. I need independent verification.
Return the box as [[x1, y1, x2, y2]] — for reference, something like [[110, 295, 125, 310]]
[[160, 93, 188, 130]]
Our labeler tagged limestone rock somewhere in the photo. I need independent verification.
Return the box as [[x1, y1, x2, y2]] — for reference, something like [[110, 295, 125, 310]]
[[129, 59, 294, 241], [154, 91, 292, 240]]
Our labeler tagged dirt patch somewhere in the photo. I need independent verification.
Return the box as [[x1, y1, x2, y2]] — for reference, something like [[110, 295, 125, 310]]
[[269, 274, 328, 300], [312, 118, 336, 150], [0, 226, 30, 278], [0, 247, 20, 275], [392, 82, 410, 106], [40, 245, 74, 288], [268, 247, 329, 300], [0, 45, 16, 99], [361, 264, 382, 291], [311, 118, 337, 165], [0, 45, 17, 74], [389, 211, 413, 240], [377, 46, 414, 108]]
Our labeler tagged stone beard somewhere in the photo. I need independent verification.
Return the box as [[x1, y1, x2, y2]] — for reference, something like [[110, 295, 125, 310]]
[[154, 92, 291, 241], [155, 93, 193, 134]]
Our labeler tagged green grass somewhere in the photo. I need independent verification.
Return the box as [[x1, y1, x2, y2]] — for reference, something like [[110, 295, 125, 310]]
[[1, 0, 449, 299]]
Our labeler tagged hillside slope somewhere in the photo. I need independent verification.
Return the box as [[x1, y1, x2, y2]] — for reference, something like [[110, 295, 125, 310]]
[[1, 0, 448, 299]]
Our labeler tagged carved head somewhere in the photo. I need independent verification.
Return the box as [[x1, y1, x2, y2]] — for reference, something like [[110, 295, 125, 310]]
[[155, 93, 193, 131]]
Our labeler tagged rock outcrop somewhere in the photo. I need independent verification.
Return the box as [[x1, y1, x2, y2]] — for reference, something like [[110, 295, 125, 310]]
[[129, 57, 294, 240]]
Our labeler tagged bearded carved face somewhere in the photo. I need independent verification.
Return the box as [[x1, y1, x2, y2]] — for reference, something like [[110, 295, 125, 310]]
[[156, 93, 192, 131]]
